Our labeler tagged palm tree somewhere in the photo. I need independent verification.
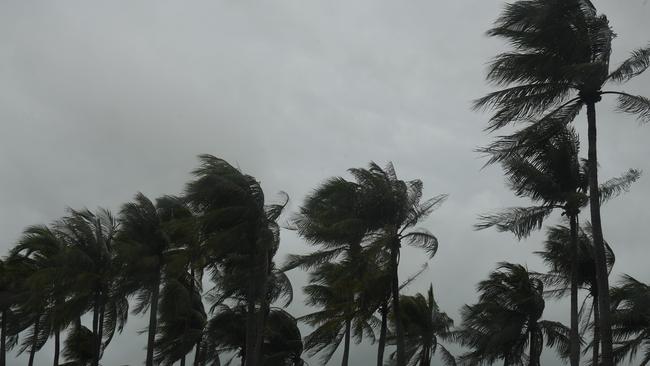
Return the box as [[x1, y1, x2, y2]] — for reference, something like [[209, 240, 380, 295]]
[[11, 224, 74, 366], [350, 162, 446, 366], [154, 273, 207, 366], [263, 309, 306, 366], [388, 284, 456, 366], [116, 193, 193, 366], [476, 126, 638, 365], [185, 154, 288, 366], [476, 2, 650, 363], [285, 177, 374, 366], [203, 305, 304, 366], [55, 208, 127, 366], [456, 263, 570, 366], [536, 224, 615, 365], [299, 262, 374, 366], [609, 275, 650, 365]]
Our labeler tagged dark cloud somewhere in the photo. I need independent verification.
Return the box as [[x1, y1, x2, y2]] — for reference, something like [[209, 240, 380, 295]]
[[1, 1, 648, 364]]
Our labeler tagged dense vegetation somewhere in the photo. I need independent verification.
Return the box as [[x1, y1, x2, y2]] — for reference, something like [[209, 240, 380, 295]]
[[1, 0, 649, 365]]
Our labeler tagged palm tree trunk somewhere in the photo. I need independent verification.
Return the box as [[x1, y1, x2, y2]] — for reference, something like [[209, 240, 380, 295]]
[[528, 324, 540, 366], [376, 300, 388, 366], [53, 328, 60, 366], [193, 340, 202, 366], [586, 101, 614, 366], [391, 241, 406, 366], [92, 292, 101, 366], [97, 302, 104, 362], [569, 214, 580, 366], [181, 355, 186, 366], [592, 294, 600, 366], [253, 248, 271, 366], [341, 318, 351, 366], [0, 309, 7, 366], [28, 316, 40, 366], [244, 278, 258, 366], [146, 272, 162, 366]]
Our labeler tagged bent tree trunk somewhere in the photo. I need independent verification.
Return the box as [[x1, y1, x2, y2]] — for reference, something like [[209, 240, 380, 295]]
[[28, 316, 40, 366], [376, 300, 388, 366], [145, 272, 161, 366], [529, 324, 540, 366], [592, 294, 600, 366], [586, 101, 613, 366], [1, 309, 6, 366], [342, 318, 351, 366], [569, 214, 580, 366], [391, 240, 406, 366], [53, 328, 60, 366]]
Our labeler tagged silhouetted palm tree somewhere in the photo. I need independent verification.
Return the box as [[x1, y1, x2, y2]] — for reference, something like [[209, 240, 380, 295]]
[[11, 224, 72, 366], [299, 262, 374, 366], [56, 208, 126, 366], [286, 176, 373, 366], [203, 305, 303, 366], [477, 2, 650, 363], [456, 263, 570, 366], [351, 162, 446, 366], [477, 126, 638, 365], [610, 275, 650, 365], [536, 224, 615, 365], [185, 155, 288, 366], [388, 284, 456, 366], [117, 193, 193, 366], [154, 273, 207, 366]]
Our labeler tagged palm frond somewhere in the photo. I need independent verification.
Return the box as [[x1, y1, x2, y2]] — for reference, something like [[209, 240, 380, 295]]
[[608, 45, 650, 82], [599, 168, 641, 204], [614, 93, 650, 123], [475, 206, 554, 239]]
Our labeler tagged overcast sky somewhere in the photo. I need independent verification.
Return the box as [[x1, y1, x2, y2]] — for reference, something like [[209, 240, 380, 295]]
[[1, 1, 649, 365]]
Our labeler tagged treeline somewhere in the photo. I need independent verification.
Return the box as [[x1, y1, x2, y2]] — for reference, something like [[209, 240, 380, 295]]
[[2, 0, 650, 365]]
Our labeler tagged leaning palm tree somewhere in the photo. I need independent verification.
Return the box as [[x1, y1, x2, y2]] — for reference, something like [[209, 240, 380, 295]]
[[535, 224, 615, 365], [116, 193, 191, 366], [351, 162, 447, 366], [609, 275, 650, 365], [11, 224, 74, 366], [56, 208, 127, 366], [285, 176, 374, 366], [456, 263, 570, 366], [476, 126, 639, 365], [154, 273, 207, 366], [0, 256, 32, 366], [477, 2, 650, 363], [388, 285, 456, 366], [185, 154, 288, 366], [299, 262, 373, 366]]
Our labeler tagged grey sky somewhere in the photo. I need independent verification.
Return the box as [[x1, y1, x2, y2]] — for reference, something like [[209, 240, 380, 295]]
[[1, 1, 649, 365]]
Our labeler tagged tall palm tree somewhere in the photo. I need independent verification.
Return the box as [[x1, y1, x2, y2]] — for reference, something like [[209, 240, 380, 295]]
[[56, 208, 127, 366], [154, 273, 207, 366], [116, 193, 191, 366], [388, 285, 456, 366], [299, 262, 374, 366], [185, 154, 288, 366], [0, 257, 28, 366], [476, 2, 650, 363], [535, 224, 615, 365], [285, 177, 373, 366], [609, 275, 650, 365], [350, 162, 447, 366], [476, 126, 638, 365], [11, 224, 73, 366], [456, 263, 570, 366]]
